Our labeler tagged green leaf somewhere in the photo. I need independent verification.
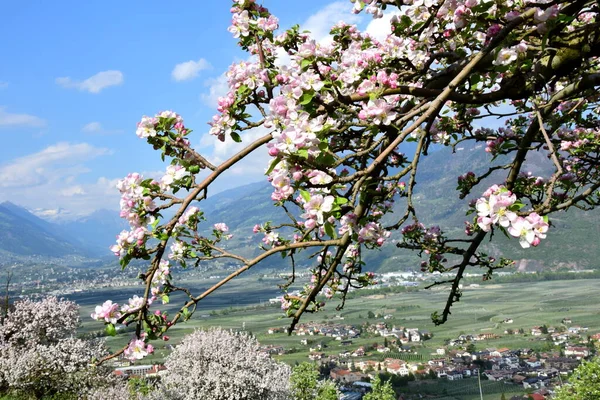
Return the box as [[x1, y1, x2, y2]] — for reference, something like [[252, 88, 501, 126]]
[[335, 197, 348, 205], [265, 156, 281, 176], [106, 324, 117, 337], [508, 201, 525, 212], [161, 294, 170, 304], [120, 255, 131, 270], [300, 58, 312, 70], [299, 91, 314, 105], [324, 222, 337, 239], [299, 189, 311, 202], [297, 148, 309, 158], [230, 132, 242, 143], [155, 232, 169, 240], [182, 307, 191, 321]]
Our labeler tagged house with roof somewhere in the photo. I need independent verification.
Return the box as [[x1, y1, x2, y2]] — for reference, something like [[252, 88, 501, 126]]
[[564, 346, 589, 359], [386, 360, 410, 376], [447, 371, 464, 381], [308, 352, 325, 361], [330, 368, 366, 383], [351, 346, 365, 357], [356, 360, 381, 372], [114, 364, 165, 378]]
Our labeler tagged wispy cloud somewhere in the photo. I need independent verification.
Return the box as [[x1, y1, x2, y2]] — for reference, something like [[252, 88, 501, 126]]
[[364, 10, 401, 41], [81, 121, 123, 135], [56, 70, 124, 94], [0, 143, 119, 219], [0, 106, 46, 129], [0, 82, 8, 89], [197, 125, 271, 194], [200, 73, 229, 108], [172, 59, 212, 82], [303, 1, 361, 43], [82, 122, 102, 133], [0, 142, 112, 188]]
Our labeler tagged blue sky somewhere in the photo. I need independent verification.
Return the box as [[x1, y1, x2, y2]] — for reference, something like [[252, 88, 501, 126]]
[[0, 1, 393, 220]]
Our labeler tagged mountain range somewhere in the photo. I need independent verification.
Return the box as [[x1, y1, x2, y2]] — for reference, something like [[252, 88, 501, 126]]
[[1, 143, 598, 272]]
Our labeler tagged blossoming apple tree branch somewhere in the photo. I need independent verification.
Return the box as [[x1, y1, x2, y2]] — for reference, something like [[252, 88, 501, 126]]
[[90, 0, 600, 363]]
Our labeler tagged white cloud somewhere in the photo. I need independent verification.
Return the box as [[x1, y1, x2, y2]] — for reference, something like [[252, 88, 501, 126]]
[[31, 207, 73, 220], [201, 73, 229, 108], [81, 121, 123, 135], [0, 143, 121, 219], [172, 59, 212, 82], [364, 10, 401, 41], [0, 106, 46, 129], [0, 142, 112, 188], [196, 126, 272, 194], [60, 185, 87, 197], [303, 2, 361, 44], [56, 70, 124, 94], [82, 121, 102, 133], [0, 82, 8, 89]]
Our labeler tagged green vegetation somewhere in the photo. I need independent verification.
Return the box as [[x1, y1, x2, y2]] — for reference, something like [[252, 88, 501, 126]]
[[364, 376, 395, 400], [554, 358, 600, 400], [290, 363, 320, 400], [77, 276, 600, 369], [401, 379, 524, 400]]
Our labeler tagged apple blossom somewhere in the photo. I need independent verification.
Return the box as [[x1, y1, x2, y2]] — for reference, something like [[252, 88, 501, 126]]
[[90, 300, 121, 324], [94, 0, 599, 362]]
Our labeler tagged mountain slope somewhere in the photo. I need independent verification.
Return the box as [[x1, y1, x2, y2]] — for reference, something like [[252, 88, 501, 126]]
[[197, 144, 600, 272], [0, 202, 89, 257], [2, 145, 597, 270]]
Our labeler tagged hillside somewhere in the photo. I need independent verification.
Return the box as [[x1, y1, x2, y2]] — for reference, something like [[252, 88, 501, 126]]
[[59, 209, 128, 256], [0, 202, 89, 258], [198, 144, 600, 273], [1, 144, 597, 271]]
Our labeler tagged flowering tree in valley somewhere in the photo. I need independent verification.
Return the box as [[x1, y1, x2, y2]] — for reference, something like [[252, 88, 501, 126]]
[[93, 0, 600, 362], [0, 297, 121, 399], [149, 328, 290, 400]]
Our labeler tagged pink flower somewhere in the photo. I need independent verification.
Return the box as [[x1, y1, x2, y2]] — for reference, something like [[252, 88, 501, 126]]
[[493, 48, 518, 66], [136, 116, 158, 139], [214, 223, 229, 232], [507, 216, 535, 248], [91, 300, 121, 324], [302, 194, 335, 225], [124, 339, 153, 361], [358, 222, 390, 246]]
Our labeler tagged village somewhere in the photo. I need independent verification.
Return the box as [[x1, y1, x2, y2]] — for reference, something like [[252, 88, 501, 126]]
[[109, 314, 599, 400]]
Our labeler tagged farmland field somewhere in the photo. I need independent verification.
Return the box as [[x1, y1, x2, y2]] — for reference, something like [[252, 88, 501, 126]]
[[77, 277, 600, 359]]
